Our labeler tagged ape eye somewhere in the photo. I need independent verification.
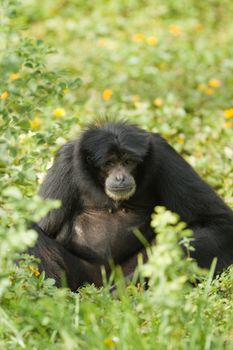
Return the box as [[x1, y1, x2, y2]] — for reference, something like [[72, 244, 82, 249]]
[[105, 160, 115, 167], [124, 160, 134, 166]]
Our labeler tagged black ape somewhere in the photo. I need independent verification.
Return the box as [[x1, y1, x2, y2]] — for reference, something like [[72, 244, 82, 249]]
[[31, 122, 233, 290]]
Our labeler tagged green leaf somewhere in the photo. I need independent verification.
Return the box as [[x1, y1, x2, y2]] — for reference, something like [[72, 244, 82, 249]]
[[2, 186, 22, 199]]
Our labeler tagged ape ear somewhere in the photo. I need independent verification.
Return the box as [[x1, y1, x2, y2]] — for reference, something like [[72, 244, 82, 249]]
[[38, 141, 78, 237]]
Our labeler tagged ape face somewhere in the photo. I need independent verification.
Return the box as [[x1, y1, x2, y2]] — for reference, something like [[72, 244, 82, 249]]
[[79, 122, 150, 202], [102, 155, 137, 201]]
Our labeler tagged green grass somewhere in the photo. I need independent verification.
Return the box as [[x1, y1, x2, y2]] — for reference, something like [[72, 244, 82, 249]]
[[0, 0, 233, 349]]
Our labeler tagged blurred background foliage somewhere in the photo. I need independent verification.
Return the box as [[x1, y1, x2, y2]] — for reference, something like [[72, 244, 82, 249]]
[[0, 0, 233, 349]]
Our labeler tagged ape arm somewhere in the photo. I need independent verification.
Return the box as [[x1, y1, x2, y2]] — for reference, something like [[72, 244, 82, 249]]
[[29, 225, 103, 290], [151, 133, 233, 271], [151, 134, 230, 221], [38, 141, 79, 237]]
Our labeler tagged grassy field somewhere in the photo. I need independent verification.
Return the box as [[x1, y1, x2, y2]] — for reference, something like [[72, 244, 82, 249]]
[[0, 0, 233, 349]]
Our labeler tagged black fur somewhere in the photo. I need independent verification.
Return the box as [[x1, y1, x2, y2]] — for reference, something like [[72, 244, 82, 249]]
[[30, 122, 233, 290]]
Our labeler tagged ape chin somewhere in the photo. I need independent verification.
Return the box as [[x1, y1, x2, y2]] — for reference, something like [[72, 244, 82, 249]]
[[30, 121, 233, 290]]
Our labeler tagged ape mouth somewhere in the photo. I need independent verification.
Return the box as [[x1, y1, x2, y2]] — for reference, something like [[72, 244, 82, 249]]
[[109, 185, 134, 192], [105, 186, 136, 201]]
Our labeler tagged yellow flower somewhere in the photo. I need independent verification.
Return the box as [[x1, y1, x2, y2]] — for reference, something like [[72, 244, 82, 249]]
[[153, 98, 163, 107], [198, 80, 221, 94], [63, 88, 70, 94], [10, 72, 20, 81], [27, 265, 40, 277], [102, 89, 113, 101], [205, 88, 214, 95], [169, 25, 182, 36], [0, 91, 9, 100], [131, 95, 140, 103], [146, 36, 158, 46], [29, 117, 41, 130], [159, 62, 168, 70], [177, 136, 185, 145], [53, 108, 66, 118], [223, 121, 233, 129], [194, 23, 204, 32], [19, 134, 27, 144], [197, 84, 214, 95], [104, 338, 114, 347], [223, 108, 233, 119], [131, 33, 145, 42], [97, 38, 108, 47], [104, 336, 119, 347], [208, 79, 221, 88], [197, 83, 207, 92]]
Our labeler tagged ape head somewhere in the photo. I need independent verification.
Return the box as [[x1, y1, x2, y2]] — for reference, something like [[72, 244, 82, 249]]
[[78, 122, 150, 201]]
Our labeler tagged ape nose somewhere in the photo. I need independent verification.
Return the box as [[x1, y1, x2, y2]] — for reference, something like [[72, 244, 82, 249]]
[[115, 174, 125, 183]]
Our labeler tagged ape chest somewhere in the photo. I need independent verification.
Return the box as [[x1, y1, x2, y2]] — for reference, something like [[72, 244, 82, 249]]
[[72, 208, 149, 259]]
